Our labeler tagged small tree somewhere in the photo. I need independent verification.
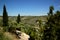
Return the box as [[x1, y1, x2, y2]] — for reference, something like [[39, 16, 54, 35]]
[[3, 5, 8, 26], [17, 14, 21, 23]]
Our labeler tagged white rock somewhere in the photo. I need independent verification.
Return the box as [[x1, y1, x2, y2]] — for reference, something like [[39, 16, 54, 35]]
[[15, 30, 30, 40]]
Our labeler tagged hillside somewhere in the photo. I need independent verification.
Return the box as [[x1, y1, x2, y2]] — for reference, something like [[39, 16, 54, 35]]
[[9, 16, 47, 25], [0, 16, 47, 40], [0, 16, 47, 27]]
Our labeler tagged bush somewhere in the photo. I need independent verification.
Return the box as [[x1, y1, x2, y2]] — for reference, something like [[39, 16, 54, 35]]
[[3, 26, 9, 32], [8, 26, 16, 33]]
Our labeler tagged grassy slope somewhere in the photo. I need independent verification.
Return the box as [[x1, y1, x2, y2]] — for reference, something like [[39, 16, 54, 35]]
[[0, 16, 47, 40]]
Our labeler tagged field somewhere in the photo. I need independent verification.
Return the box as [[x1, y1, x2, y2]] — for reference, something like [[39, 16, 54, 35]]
[[9, 16, 47, 25]]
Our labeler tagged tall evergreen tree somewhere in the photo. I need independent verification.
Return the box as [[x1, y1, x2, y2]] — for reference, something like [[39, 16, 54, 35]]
[[48, 6, 54, 16], [43, 6, 55, 40], [17, 14, 21, 23], [3, 5, 8, 26]]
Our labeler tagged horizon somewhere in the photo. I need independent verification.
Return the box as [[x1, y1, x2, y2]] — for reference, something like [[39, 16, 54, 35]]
[[0, 0, 60, 16]]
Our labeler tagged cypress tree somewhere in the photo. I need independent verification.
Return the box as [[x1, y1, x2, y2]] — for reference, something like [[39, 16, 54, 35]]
[[3, 5, 8, 26], [48, 6, 54, 16], [17, 14, 21, 23], [43, 6, 54, 40]]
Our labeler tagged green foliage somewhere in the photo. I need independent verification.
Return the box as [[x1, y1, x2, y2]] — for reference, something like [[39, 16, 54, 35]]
[[43, 6, 60, 40], [53, 11, 60, 40], [43, 6, 55, 40], [3, 26, 9, 32], [8, 22, 42, 40], [0, 31, 3, 40], [8, 22, 17, 32], [3, 5, 8, 26]]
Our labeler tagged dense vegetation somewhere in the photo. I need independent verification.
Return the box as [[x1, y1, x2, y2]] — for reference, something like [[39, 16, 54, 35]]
[[0, 5, 60, 40]]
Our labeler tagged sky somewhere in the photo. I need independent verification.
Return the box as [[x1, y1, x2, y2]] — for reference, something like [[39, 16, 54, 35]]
[[0, 0, 60, 16]]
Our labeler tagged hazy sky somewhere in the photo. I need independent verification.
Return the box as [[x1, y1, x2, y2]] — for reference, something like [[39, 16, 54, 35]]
[[0, 0, 60, 16]]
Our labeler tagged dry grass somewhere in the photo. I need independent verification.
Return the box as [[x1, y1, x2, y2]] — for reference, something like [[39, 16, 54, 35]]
[[4, 32, 19, 40]]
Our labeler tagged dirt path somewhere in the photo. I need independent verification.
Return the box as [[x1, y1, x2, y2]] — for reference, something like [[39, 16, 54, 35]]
[[4, 32, 19, 40], [4, 32, 30, 40]]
